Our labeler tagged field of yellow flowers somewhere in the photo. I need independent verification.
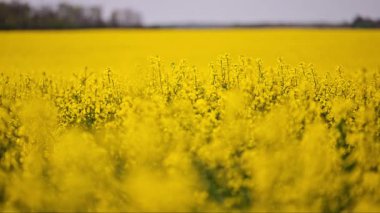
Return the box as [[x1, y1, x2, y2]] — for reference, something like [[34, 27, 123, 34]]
[[0, 29, 380, 212]]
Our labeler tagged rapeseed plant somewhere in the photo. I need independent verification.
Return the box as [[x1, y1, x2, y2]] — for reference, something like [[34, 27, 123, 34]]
[[0, 55, 379, 212]]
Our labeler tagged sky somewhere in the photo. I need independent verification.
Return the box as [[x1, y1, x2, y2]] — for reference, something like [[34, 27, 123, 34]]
[[8, 0, 380, 25]]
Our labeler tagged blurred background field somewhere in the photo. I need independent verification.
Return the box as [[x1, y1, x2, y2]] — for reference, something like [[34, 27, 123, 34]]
[[1, 29, 380, 76]]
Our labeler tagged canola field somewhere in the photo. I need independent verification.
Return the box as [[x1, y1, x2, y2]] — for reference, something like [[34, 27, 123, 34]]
[[0, 29, 380, 212]]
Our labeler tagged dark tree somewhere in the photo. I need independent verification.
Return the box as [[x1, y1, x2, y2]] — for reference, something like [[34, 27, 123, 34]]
[[0, 1, 31, 29], [352, 16, 380, 28], [110, 9, 143, 27]]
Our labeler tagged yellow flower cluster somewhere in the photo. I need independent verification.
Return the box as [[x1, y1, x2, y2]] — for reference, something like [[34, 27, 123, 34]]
[[0, 55, 379, 212]]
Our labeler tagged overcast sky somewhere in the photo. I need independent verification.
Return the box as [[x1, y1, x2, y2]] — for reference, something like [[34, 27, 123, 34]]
[[9, 0, 380, 25]]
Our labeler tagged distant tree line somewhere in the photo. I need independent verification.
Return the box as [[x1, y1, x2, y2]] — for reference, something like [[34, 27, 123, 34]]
[[0, 1, 143, 29], [1, 1, 380, 29], [352, 16, 380, 28]]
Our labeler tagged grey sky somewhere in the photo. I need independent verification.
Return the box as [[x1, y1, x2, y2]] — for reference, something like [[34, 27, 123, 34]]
[[11, 0, 380, 25]]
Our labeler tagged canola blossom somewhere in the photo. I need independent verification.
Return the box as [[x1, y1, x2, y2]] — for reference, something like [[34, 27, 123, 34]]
[[0, 30, 379, 212]]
